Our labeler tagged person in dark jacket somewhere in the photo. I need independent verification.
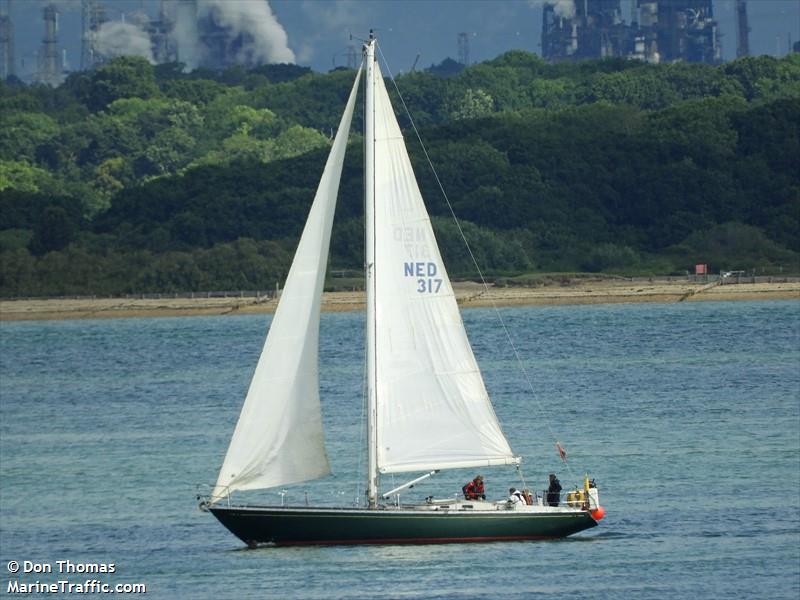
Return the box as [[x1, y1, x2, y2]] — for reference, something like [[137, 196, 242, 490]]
[[546, 473, 562, 507], [462, 475, 485, 500]]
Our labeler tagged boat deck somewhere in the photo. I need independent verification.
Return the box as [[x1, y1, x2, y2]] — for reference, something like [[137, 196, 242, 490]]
[[391, 497, 589, 514]]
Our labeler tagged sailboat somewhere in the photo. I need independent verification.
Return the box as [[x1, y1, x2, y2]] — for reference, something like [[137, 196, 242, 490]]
[[201, 33, 604, 546]]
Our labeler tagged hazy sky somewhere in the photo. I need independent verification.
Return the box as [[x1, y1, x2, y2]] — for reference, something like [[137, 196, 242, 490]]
[[6, 0, 800, 79]]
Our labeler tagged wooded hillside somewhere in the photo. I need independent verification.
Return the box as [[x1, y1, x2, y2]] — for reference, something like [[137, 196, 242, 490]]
[[1, 52, 798, 296]]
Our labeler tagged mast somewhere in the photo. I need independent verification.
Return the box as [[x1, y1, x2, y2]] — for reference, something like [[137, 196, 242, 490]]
[[364, 31, 378, 508]]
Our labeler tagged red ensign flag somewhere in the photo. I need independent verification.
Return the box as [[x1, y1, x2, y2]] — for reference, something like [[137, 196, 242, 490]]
[[556, 441, 567, 461]]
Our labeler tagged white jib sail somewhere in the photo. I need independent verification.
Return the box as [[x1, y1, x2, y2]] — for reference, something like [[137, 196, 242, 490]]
[[211, 68, 362, 502], [371, 63, 517, 474]]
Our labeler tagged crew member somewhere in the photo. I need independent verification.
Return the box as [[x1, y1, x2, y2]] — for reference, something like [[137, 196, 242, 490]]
[[462, 475, 485, 500], [508, 487, 527, 506], [522, 488, 534, 505], [547, 473, 562, 507]]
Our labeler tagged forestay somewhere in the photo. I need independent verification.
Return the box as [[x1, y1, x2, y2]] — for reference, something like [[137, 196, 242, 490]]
[[211, 68, 362, 502], [371, 62, 517, 474]]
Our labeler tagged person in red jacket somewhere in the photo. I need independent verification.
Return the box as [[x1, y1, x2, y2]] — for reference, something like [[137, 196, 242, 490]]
[[462, 475, 485, 500]]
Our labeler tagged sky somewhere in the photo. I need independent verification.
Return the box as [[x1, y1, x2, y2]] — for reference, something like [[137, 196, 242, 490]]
[[4, 0, 800, 80]]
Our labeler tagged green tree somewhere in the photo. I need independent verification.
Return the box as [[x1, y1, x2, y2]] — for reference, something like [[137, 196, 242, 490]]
[[588, 69, 680, 109], [91, 158, 128, 209], [0, 160, 53, 193], [139, 127, 197, 176], [450, 88, 495, 120], [31, 206, 75, 255], [86, 57, 160, 111], [580, 243, 641, 272], [0, 248, 36, 295], [528, 78, 578, 108], [0, 112, 59, 161], [221, 105, 281, 138], [159, 77, 228, 105], [667, 222, 798, 272], [272, 125, 329, 160]]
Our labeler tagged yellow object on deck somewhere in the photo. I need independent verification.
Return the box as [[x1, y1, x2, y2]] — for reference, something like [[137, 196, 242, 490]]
[[566, 490, 585, 507]]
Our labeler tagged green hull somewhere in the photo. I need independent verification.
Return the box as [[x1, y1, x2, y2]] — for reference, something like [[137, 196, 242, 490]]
[[209, 505, 598, 547]]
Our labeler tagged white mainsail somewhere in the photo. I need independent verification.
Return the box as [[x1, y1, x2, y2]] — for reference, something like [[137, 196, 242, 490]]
[[371, 62, 517, 475], [211, 68, 362, 502]]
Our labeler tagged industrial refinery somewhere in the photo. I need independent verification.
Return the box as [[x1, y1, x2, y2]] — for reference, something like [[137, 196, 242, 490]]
[[541, 0, 741, 64], [0, 0, 15, 80], [0, 0, 293, 85], [0, 0, 764, 86]]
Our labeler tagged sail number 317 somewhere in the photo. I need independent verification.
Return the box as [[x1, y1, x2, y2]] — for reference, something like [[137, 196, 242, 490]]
[[404, 262, 442, 294]]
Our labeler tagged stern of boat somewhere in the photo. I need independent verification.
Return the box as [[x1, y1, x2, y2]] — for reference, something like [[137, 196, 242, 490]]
[[564, 477, 605, 522]]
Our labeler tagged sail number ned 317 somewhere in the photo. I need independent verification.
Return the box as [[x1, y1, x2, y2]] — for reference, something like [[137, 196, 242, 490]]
[[404, 262, 442, 294]]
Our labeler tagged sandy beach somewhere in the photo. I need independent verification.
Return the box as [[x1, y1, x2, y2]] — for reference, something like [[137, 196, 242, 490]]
[[1, 279, 797, 321]]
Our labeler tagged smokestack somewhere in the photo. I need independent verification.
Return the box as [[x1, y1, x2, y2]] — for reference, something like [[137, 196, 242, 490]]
[[148, 0, 176, 64], [0, 0, 14, 80], [39, 3, 62, 86], [736, 0, 749, 58], [81, 0, 108, 70], [457, 32, 469, 66]]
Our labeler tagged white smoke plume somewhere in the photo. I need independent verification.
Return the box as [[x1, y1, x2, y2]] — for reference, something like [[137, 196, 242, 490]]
[[95, 21, 155, 63], [207, 0, 294, 63], [173, 0, 202, 69], [172, 0, 294, 69], [528, 0, 576, 19]]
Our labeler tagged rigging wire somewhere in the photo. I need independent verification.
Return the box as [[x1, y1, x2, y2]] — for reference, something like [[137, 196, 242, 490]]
[[376, 45, 579, 484]]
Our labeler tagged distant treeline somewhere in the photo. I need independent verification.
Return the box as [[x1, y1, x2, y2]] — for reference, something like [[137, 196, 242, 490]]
[[1, 53, 798, 296]]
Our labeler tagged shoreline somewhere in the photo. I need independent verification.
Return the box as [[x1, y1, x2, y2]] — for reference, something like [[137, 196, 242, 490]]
[[1, 280, 798, 321]]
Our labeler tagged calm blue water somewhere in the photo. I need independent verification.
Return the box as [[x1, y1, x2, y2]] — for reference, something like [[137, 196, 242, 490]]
[[1, 300, 798, 599]]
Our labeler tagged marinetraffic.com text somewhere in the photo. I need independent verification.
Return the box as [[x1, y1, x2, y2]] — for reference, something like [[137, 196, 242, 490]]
[[6, 560, 146, 595]]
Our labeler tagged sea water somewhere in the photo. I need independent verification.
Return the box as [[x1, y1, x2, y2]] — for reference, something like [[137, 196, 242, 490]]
[[0, 300, 798, 599]]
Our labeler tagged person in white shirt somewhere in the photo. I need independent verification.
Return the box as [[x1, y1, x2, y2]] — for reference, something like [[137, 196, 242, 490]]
[[507, 487, 527, 506]]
